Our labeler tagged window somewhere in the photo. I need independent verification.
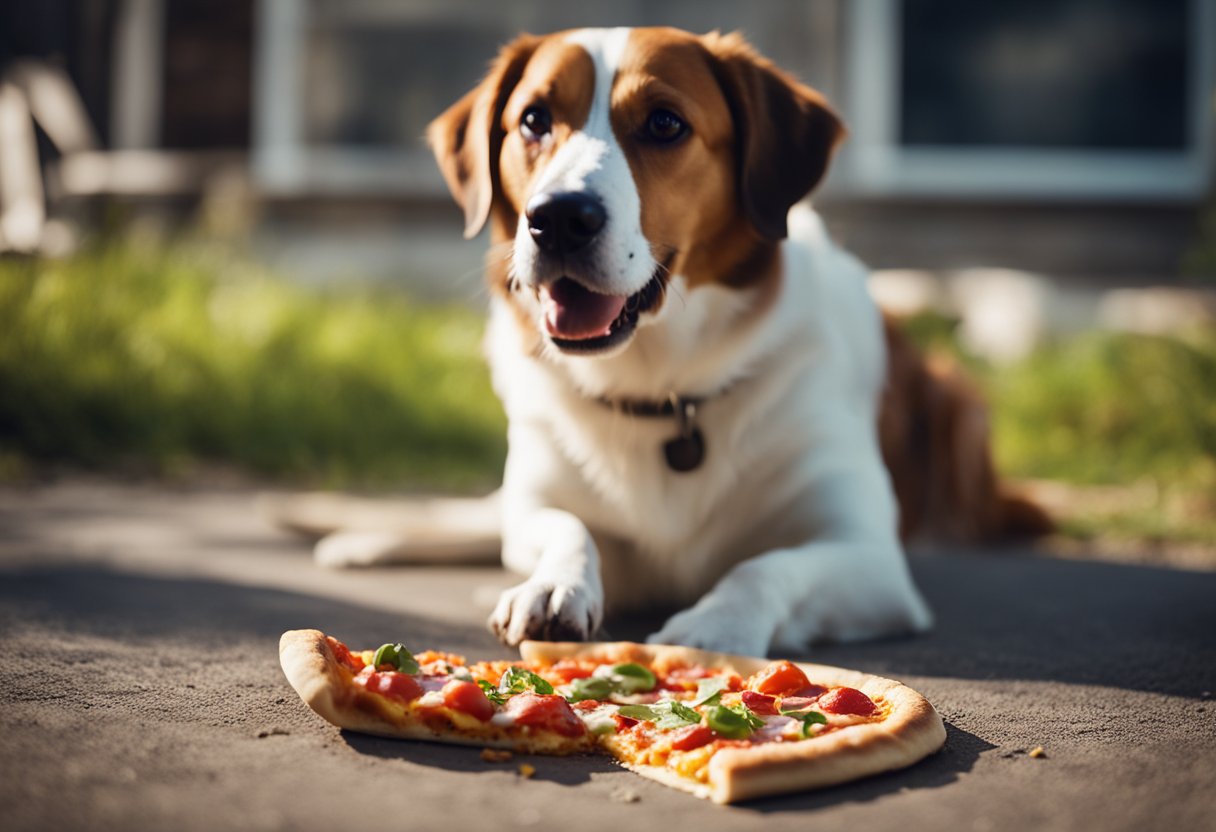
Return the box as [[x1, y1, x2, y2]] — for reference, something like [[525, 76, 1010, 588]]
[[841, 0, 1214, 199]]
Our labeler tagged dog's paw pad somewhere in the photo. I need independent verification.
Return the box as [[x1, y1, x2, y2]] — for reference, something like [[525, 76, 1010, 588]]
[[489, 580, 602, 646]]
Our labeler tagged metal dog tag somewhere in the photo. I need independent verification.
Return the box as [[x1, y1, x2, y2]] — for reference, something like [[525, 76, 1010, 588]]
[[663, 397, 705, 472], [664, 428, 705, 472]]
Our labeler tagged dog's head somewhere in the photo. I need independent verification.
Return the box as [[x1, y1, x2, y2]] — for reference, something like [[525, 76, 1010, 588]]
[[428, 27, 843, 357]]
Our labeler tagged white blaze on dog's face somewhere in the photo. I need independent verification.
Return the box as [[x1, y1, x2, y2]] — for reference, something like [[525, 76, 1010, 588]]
[[428, 27, 844, 357]]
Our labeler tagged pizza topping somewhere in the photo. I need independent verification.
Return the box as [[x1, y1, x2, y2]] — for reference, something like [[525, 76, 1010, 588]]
[[692, 676, 727, 706], [747, 660, 821, 697], [371, 643, 421, 674], [498, 666, 555, 696], [501, 693, 588, 738], [780, 707, 828, 737], [776, 695, 818, 712], [669, 724, 716, 752], [546, 659, 595, 684], [617, 709, 645, 728], [706, 703, 764, 739], [566, 662, 659, 703], [327, 637, 366, 673], [358, 669, 424, 704], [817, 687, 877, 717], [442, 679, 496, 722], [566, 676, 616, 702], [739, 691, 779, 715], [597, 663, 658, 694], [574, 703, 621, 735], [476, 679, 510, 706], [617, 700, 701, 730]]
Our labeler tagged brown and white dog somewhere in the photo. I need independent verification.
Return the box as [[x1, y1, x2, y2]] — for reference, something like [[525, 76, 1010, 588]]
[[305, 27, 1046, 656]]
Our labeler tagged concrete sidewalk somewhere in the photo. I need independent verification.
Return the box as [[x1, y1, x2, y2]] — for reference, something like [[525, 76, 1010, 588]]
[[1, 479, 1213, 831]]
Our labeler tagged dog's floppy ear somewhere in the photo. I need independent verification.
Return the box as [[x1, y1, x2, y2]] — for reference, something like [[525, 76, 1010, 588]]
[[427, 35, 540, 239], [702, 32, 845, 240]]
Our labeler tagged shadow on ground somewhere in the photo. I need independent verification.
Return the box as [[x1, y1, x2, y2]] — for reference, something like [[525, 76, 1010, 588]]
[[605, 553, 1216, 699], [342, 719, 992, 812]]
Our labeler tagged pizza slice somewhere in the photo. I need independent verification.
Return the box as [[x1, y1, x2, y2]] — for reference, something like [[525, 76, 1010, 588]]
[[279, 629, 946, 803]]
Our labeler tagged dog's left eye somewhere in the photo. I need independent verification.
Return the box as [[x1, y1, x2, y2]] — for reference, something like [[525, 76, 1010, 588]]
[[521, 106, 552, 141], [644, 109, 688, 143]]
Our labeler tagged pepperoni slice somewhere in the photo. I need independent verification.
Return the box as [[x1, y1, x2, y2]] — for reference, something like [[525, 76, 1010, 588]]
[[442, 680, 495, 722], [503, 693, 587, 738], [818, 687, 877, 716], [740, 690, 779, 715], [359, 670, 423, 704], [669, 724, 715, 751]]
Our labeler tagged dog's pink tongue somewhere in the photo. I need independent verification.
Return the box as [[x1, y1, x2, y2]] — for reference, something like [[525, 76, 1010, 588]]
[[542, 278, 627, 340]]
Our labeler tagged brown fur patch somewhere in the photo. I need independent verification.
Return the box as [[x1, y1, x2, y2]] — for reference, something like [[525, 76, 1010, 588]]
[[879, 316, 1052, 542], [607, 28, 782, 292], [496, 38, 596, 229]]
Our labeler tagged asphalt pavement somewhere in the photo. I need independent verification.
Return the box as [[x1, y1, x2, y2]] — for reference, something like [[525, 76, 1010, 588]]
[[1, 478, 1213, 831]]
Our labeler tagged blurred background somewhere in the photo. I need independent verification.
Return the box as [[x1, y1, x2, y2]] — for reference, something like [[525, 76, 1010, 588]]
[[1, 0, 1213, 566]]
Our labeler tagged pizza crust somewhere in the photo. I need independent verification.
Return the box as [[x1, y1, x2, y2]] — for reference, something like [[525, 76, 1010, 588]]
[[520, 640, 947, 803], [282, 633, 946, 803], [280, 630, 582, 752]]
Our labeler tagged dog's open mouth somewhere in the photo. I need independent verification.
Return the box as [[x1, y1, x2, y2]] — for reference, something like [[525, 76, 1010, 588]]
[[542, 273, 664, 354]]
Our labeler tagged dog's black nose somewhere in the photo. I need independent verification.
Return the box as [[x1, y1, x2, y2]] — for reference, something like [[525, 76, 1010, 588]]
[[526, 192, 606, 254]]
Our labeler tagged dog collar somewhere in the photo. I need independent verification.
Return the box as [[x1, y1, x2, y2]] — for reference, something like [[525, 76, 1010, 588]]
[[596, 393, 706, 473]]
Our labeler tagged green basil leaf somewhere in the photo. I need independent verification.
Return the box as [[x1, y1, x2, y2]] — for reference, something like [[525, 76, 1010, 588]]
[[567, 676, 615, 703], [474, 681, 508, 705], [498, 666, 555, 696], [616, 704, 660, 722], [732, 703, 765, 730], [609, 663, 657, 694], [653, 701, 701, 730], [781, 708, 828, 738], [477, 679, 508, 706], [371, 643, 420, 674], [707, 704, 763, 739], [692, 677, 726, 707], [618, 701, 701, 731]]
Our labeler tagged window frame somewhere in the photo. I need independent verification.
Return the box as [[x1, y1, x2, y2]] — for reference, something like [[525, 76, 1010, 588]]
[[837, 0, 1216, 201]]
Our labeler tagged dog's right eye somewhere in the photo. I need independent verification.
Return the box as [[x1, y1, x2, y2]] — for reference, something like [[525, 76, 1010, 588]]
[[521, 106, 552, 141]]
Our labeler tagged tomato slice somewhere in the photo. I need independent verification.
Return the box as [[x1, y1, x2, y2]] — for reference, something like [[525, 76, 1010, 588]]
[[327, 637, 365, 672], [748, 660, 815, 697], [503, 693, 587, 738], [359, 670, 423, 704], [669, 724, 715, 752], [817, 686, 877, 716], [442, 679, 495, 722]]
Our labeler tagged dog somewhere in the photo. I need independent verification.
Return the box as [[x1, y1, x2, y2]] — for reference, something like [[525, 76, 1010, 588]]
[[286, 27, 1047, 657]]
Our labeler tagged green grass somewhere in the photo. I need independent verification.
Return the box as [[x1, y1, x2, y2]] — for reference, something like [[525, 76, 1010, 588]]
[[0, 236, 506, 490], [2, 236, 1212, 551], [903, 313, 1216, 550]]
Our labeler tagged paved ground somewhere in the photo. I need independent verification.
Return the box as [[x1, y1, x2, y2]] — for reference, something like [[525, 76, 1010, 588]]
[[2, 478, 1214, 832]]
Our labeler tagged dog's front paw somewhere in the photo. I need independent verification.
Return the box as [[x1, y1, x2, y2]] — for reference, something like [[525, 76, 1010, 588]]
[[647, 598, 777, 657], [489, 579, 603, 646]]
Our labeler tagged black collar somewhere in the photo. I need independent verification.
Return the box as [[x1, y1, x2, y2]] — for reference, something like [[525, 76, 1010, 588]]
[[594, 392, 705, 419], [593, 393, 709, 472]]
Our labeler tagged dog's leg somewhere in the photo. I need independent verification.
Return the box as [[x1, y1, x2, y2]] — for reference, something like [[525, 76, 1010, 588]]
[[488, 508, 604, 645], [276, 492, 504, 567], [649, 453, 932, 656], [648, 539, 931, 656]]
